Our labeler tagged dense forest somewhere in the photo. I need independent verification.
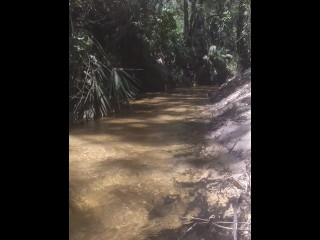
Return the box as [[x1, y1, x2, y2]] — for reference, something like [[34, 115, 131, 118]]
[[69, 0, 251, 120]]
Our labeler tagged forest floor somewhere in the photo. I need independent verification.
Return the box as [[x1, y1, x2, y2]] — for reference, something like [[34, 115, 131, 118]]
[[172, 69, 251, 240]]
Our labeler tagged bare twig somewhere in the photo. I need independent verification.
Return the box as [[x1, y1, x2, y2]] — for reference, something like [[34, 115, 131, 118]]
[[212, 222, 233, 230], [232, 201, 239, 240], [178, 223, 198, 240], [215, 221, 248, 224], [214, 128, 225, 139], [211, 222, 248, 231], [229, 139, 240, 152], [180, 216, 209, 222], [232, 177, 246, 190]]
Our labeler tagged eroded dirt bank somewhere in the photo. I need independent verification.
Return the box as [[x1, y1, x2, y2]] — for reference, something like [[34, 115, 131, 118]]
[[189, 69, 251, 240]]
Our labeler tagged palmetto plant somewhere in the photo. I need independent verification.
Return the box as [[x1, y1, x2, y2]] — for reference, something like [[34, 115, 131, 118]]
[[69, 36, 140, 121], [109, 68, 140, 113]]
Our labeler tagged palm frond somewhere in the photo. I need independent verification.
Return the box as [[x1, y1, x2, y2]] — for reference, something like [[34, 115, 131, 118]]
[[70, 36, 140, 120]]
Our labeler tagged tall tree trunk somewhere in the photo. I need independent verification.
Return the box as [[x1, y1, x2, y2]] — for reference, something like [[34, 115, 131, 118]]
[[236, 0, 250, 71], [183, 0, 189, 40], [189, 0, 196, 49]]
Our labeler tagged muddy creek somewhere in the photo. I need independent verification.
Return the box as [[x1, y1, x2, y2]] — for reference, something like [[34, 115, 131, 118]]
[[69, 86, 218, 240]]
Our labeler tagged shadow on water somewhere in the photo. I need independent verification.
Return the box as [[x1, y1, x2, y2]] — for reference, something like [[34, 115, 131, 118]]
[[71, 121, 210, 148], [96, 159, 153, 173], [69, 206, 104, 239], [145, 180, 233, 240]]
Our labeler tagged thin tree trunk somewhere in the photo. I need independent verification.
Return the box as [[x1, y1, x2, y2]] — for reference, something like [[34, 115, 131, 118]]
[[236, 0, 250, 71], [183, 0, 189, 40], [189, 0, 196, 48]]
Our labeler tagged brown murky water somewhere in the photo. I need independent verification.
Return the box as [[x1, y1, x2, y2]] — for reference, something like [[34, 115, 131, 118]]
[[69, 86, 218, 240]]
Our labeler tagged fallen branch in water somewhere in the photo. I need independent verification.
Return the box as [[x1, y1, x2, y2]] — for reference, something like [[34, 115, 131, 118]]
[[179, 213, 250, 240]]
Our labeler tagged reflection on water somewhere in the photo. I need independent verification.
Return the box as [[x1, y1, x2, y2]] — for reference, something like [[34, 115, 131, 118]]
[[69, 86, 218, 240]]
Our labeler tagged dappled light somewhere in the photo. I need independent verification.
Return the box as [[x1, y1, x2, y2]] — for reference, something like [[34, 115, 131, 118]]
[[70, 76, 251, 239], [69, 0, 251, 239], [70, 86, 215, 240]]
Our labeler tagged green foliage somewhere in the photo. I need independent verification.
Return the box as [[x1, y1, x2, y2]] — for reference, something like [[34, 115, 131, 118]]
[[69, 0, 142, 120], [69, 0, 251, 119], [69, 32, 138, 120], [109, 68, 140, 112], [70, 61, 138, 120], [208, 45, 233, 84]]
